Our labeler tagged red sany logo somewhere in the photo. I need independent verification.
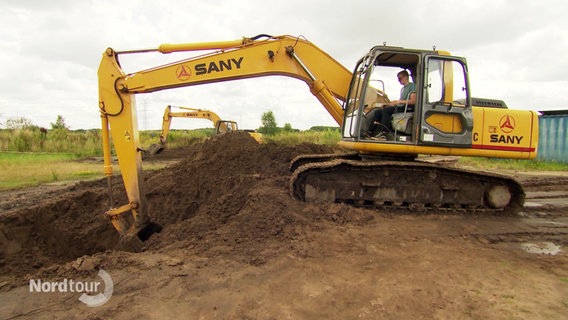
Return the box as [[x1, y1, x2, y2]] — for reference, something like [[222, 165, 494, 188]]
[[176, 65, 192, 81], [499, 115, 515, 133]]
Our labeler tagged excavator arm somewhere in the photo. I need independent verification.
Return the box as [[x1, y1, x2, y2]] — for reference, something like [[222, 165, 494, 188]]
[[98, 34, 351, 242]]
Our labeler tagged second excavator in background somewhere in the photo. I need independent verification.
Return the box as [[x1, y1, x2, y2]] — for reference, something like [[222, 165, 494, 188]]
[[147, 105, 262, 155], [97, 34, 538, 245]]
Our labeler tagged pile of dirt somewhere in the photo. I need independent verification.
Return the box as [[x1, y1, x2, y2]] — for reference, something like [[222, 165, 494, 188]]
[[142, 132, 367, 264], [0, 132, 354, 279]]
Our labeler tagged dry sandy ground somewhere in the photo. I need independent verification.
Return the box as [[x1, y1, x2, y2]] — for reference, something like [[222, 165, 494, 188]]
[[0, 132, 567, 319]]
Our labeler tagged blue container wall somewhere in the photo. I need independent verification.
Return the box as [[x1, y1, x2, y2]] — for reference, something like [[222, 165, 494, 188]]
[[537, 115, 568, 162]]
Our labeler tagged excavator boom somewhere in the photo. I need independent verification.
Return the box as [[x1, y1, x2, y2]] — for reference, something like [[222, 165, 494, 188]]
[[98, 35, 350, 242]]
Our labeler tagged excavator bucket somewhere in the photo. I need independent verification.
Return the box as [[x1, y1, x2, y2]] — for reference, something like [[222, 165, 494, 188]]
[[114, 222, 163, 252], [121, 222, 163, 251], [147, 143, 166, 155], [105, 202, 163, 252]]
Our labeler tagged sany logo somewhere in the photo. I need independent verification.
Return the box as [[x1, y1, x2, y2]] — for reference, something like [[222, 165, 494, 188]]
[[499, 115, 515, 133], [29, 269, 114, 307], [490, 114, 523, 144], [176, 65, 192, 81]]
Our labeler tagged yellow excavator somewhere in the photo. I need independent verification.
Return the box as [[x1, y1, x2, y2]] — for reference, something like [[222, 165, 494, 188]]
[[147, 105, 262, 155], [98, 34, 538, 245]]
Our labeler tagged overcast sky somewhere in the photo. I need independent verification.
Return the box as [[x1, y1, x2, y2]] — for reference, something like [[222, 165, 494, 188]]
[[1, 0, 566, 131]]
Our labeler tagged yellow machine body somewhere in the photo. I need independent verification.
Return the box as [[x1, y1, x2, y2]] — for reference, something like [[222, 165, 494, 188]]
[[98, 34, 538, 240]]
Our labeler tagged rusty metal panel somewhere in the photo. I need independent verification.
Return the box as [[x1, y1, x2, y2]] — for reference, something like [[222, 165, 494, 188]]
[[538, 114, 568, 162]]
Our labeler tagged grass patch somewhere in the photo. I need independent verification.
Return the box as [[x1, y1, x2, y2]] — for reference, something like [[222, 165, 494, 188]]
[[0, 152, 99, 190], [0, 152, 171, 190], [262, 129, 341, 146], [458, 157, 568, 172], [0, 152, 79, 163]]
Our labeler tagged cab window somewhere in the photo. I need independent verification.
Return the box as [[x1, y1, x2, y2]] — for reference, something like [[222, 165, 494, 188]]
[[426, 59, 467, 105]]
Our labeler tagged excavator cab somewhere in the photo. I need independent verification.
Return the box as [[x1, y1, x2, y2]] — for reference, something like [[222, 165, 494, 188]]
[[215, 120, 238, 134], [342, 47, 473, 148]]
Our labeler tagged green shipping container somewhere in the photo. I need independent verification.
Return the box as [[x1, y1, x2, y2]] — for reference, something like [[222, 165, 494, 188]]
[[538, 112, 568, 163]]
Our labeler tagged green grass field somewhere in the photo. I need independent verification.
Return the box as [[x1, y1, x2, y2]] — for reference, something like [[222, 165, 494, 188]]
[[0, 152, 169, 190], [457, 157, 568, 172], [1, 128, 567, 191], [1, 153, 87, 189]]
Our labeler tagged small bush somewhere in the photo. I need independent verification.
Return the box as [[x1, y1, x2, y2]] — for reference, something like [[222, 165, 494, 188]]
[[10, 130, 33, 152]]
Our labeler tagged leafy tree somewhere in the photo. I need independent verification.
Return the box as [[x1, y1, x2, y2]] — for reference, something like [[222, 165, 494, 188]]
[[283, 123, 293, 132], [259, 111, 278, 135], [51, 115, 70, 130]]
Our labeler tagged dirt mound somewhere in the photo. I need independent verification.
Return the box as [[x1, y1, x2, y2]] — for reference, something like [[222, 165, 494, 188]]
[[0, 132, 347, 278], [145, 133, 329, 225], [143, 132, 358, 263]]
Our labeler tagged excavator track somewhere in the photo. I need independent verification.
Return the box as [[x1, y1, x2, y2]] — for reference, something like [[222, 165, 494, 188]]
[[290, 157, 525, 215], [289, 152, 360, 172]]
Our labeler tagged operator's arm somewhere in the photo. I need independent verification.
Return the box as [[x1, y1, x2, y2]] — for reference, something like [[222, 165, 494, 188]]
[[388, 92, 416, 106]]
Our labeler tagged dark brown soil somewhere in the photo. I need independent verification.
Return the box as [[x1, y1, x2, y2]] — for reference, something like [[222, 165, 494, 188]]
[[0, 132, 566, 320]]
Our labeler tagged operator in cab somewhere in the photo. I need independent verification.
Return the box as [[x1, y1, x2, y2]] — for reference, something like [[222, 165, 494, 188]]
[[364, 70, 416, 140]]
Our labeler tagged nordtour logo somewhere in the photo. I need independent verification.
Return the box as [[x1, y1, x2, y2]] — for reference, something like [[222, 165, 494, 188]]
[[29, 269, 114, 307]]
